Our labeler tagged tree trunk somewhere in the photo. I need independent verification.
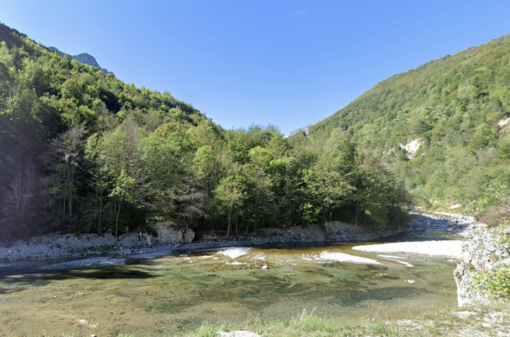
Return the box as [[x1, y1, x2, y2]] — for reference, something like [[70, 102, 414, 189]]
[[68, 183, 73, 218], [62, 194, 66, 222], [115, 200, 122, 239], [98, 191, 103, 234], [227, 209, 231, 237], [355, 201, 361, 226]]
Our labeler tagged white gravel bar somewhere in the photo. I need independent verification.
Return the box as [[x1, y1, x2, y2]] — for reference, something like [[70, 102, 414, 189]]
[[352, 240, 462, 259], [319, 251, 381, 265]]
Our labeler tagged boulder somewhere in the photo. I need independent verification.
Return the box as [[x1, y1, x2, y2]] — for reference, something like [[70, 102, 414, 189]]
[[183, 228, 195, 244], [150, 221, 195, 244]]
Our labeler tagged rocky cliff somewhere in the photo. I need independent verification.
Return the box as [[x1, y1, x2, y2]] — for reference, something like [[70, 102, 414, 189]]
[[454, 224, 510, 306], [48, 47, 115, 77], [284, 124, 312, 138]]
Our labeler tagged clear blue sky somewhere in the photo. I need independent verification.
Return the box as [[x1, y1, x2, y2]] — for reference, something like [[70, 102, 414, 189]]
[[1, 0, 510, 135]]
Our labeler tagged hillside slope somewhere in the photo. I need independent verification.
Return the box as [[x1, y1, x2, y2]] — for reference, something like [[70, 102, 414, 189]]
[[291, 34, 510, 208], [0, 22, 409, 240]]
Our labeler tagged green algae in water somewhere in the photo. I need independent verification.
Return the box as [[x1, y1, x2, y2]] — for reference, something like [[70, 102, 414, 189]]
[[0, 243, 458, 336]]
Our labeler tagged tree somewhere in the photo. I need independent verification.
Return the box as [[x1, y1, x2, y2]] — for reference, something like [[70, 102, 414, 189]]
[[43, 125, 86, 226], [109, 169, 136, 239], [214, 172, 244, 236], [85, 133, 111, 234], [1, 160, 40, 237], [352, 153, 393, 226], [304, 134, 356, 223], [175, 170, 208, 227]]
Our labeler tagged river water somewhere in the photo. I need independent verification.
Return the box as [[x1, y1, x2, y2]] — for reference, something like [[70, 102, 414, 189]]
[[0, 230, 461, 336]]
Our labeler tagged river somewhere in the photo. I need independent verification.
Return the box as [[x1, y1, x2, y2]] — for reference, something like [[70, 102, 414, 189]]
[[0, 227, 463, 336]]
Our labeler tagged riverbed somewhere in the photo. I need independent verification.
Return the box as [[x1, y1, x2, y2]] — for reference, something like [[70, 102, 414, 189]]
[[0, 223, 466, 337]]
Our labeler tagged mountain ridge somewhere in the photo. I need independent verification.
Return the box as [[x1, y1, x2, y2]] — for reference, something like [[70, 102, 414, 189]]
[[48, 46, 115, 77], [289, 33, 510, 208], [284, 124, 312, 138]]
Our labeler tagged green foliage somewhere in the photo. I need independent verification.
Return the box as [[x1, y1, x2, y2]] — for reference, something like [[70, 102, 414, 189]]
[[300, 203, 322, 225], [291, 34, 510, 208], [194, 324, 216, 337], [0, 22, 410, 239], [466, 181, 509, 215], [473, 264, 510, 299]]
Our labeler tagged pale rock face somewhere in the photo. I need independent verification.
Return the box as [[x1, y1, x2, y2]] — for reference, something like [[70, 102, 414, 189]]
[[398, 138, 424, 159], [284, 125, 313, 138], [497, 116, 510, 128], [183, 229, 195, 244], [150, 221, 195, 244]]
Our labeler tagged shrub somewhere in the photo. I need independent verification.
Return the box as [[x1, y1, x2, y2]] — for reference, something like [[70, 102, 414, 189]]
[[473, 265, 510, 299]]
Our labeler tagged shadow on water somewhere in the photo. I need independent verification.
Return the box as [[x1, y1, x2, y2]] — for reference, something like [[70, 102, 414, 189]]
[[0, 265, 157, 295]]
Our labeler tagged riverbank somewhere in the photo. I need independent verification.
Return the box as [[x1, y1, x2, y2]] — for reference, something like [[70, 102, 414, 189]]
[[0, 212, 484, 337], [0, 212, 474, 267], [185, 304, 510, 337]]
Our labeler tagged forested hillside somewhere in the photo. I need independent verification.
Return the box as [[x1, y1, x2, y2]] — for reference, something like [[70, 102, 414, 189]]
[[0, 23, 409, 240], [291, 34, 510, 212]]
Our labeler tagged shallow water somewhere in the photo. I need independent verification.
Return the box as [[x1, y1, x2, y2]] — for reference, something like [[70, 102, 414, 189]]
[[0, 232, 460, 336]]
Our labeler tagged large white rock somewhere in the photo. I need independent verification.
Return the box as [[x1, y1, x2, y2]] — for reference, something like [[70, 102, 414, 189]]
[[150, 221, 195, 244], [399, 138, 424, 159], [498, 116, 510, 128]]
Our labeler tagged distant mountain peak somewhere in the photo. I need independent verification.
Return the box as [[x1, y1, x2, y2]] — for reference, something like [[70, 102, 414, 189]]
[[285, 125, 312, 138], [48, 47, 115, 77]]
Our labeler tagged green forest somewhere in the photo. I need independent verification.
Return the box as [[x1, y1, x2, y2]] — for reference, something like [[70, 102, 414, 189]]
[[290, 34, 510, 219], [0, 23, 409, 240]]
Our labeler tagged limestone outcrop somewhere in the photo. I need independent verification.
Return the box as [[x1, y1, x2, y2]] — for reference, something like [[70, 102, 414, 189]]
[[150, 220, 195, 244], [284, 124, 312, 138], [454, 224, 510, 306]]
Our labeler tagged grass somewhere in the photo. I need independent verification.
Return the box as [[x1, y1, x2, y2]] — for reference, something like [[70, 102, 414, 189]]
[[116, 303, 510, 337]]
